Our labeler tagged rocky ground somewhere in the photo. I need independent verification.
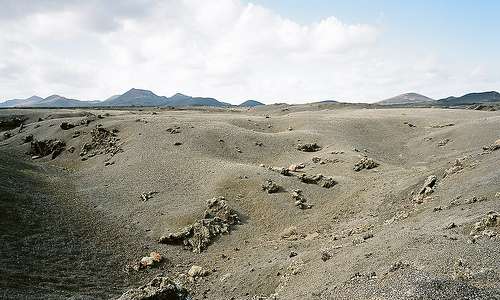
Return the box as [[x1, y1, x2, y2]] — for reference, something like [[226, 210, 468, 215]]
[[0, 105, 499, 300]]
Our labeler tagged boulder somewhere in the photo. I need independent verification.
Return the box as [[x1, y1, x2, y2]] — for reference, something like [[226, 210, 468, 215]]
[[353, 157, 379, 171], [60, 122, 76, 130], [262, 180, 280, 193], [29, 139, 66, 159], [296, 143, 321, 152], [159, 197, 240, 253], [118, 276, 190, 300]]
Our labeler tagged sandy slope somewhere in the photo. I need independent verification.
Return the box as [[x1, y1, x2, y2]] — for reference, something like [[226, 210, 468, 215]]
[[0, 106, 499, 299]]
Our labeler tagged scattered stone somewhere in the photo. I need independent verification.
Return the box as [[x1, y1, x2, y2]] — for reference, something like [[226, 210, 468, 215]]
[[482, 139, 500, 152], [72, 131, 81, 138], [298, 174, 323, 184], [140, 191, 157, 201], [320, 250, 332, 262], [280, 226, 304, 240], [287, 164, 304, 172], [291, 189, 312, 209], [289, 251, 298, 258], [304, 232, 320, 240], [321, 177, 337, 188], [288, 127, 293, 131], [22, 134, 33, 144], [268, 166, 291, 176], [413, 175, 437, 203], [437, 138, 450, 147], [104, 160, 114, 166], [312, 157, 321, 163], [443, 159, 464, 178], [3, 132, 12, 140], [452, 259, 471, 280], [80, 126, 122, 159], [353, 157, 379, 172], [67, 146, 75, 153], [296, 143, 321, 152], [188, 265, 209, 278], [118, 276, 190, 300], [404, 121, 416, 127], [469, 211, 499, 238], [235, 146, 242, 153], [159, 197, 240, 253], [60, 122, 76, 130], [384, 211, 410, 225], [255, 141, 263, 146], [362, 233, 374, 240], [166, 127, 181, 134], [389, 261, 409, 272], [464, 196, 487, 204], [262, 180, 280, 193], [445, 222, 457, 229], [29, 139, 66, 159], [174, 142, 182, 146], [431, 123, 455, 128]]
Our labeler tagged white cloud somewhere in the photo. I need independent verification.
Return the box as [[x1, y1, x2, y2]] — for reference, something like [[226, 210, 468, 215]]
[[0, 0, 498, 103]]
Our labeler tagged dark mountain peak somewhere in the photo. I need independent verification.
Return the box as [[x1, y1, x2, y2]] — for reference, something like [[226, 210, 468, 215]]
[[44, 94, 65, 100], [169, 93, 192, 101], [438, 90, 500, 105], [239, 100, 265, 107], [122, 88, 157, 97], [171, 93, 190, 97]]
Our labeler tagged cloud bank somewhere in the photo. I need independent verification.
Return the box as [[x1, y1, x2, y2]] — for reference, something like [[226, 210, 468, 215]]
[[0, 0, 497, 103]]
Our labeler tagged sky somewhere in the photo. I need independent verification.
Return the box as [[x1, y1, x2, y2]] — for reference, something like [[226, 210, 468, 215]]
[[1, 0, 499, 104]]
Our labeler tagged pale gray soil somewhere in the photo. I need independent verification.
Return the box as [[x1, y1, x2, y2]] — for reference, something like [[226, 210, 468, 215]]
[[0, 106, 499, 299]]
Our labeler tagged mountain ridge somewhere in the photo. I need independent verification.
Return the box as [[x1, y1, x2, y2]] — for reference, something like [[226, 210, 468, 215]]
[[377, 92, 435, 105]]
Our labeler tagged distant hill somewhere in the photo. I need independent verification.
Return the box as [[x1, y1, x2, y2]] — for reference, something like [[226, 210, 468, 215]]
[[0, 95, 99, 107], [100, 88, 167, 106], [238, 100, 265, 107], [312, 100, 339, 104], [32, 95, 100, 107], [437, 91, 500, 106], [0, 96, 44, 107], [377, 93, 435, 105], [165, 93, 230, 107]]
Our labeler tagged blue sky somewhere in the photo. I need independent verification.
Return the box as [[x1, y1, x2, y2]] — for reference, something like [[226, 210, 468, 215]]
[[251, 0, 500, 59], [1, 0, 499, 103]]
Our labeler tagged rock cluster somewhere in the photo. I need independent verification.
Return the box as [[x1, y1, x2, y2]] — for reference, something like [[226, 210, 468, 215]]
[[296, 143, 321, 152], [0, 116, 26, 131], [128, 251, 163, 272], [118, 276, 190, 300], [469, 211, 499, 239], [413, 175, 437, 203], [140, 191, 158, 201], [482, 139, 500, 152], [353, 157, 379, 171], [60, 122, 76, 130], [80, 126, 121, 159], [159, 197, 240, 253], [29, 139, 66, 159], [262, 180, 280, 193], [291, 189, 312, 209], [443, 159, 464, 178]]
